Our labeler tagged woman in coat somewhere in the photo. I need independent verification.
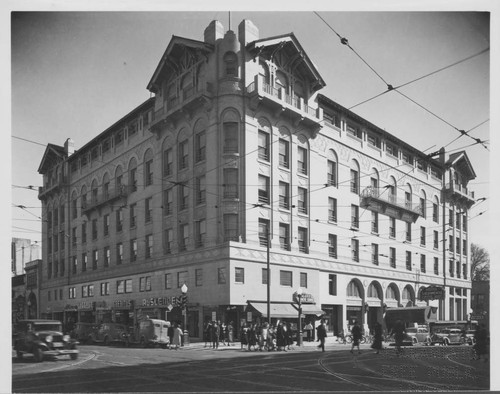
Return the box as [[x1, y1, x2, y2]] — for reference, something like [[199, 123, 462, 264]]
[[172, 323, 182, 350], [276, 322, 286, 351], [371, 322, 383, 354]]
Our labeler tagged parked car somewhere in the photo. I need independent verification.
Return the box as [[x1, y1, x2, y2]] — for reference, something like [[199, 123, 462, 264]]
[[88, 323, 129, 345], [406, 327, 431, 345], [462, 329, 476, 346], [71, 322, 100, 344], [13, 319, 79, 362], [431, 328, 465, 345], [127, 319, 170, 348]]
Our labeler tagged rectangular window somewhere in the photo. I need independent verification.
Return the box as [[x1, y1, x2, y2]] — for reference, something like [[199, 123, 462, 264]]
[[351, 205, 359, 229], [102, 138, 110, 154], [300, 272, 308, 288], [145, 234, 153, 259], [72, 256, 77, 274], [178, 140, 189, 170], [81, 252, 87, 272], [402, 151, 413, 165], [279, 139, 289, 168], [262, 268, 269, 285], [223, 214, 238, 242], [195, 269, 203, 287], [145, 198, 153, 223], [406, 251, 412, 271], [449, 209, 454, 226], [258, 175, 270, 204], [406, 222, 412, 242], [81, 222, 87, 244], [434, 230, 439, 249], [69, 287, 76, 299], [100, 282, 110, 296], [386, 143, 398, 158], [116, 243, 123, 265], [372, 243, 379, 265], [328, 197, 337, 222], [463, 240, 467, 256], [279, 182, 290, 209], [164, 228, 173, 254], [145, 159, 153, 186], [195, 131, 206, 162], [223, 169, 238, 199], [130, 239, 137, 262], [179, 184, 189, 210], [235, 267, 245, 284], [456, 237, 461, 255], [328, 234, 337, 258], [179, 223, 189, 251], [327, 160, 337, 186], [218, 267, 227, 284], [195, 220, 206, 248], [390, 247, 396, 268], [117, 279, 132, 294], [92, 249, 98, 270], [449, 260, 454, 277], [165, 273, 172, 289], [351, 238, 359, 262], [258, 130, 270, 161], [433, 203, 439, 223], [420, 197, 426, 218], [297, 147, 308, 175], [130, 168, 137, 192], [434, 257, 439, 275], [223, 122, 238, 153], [103, 214, 109, 236], [328, 274, 337, 295], [449, 236, 454, 253], [297, 187, 308, 214], [371, 211, 379, 233], [298, 227, 308, 253], [196, 176, 206, 204], [280, 270, 292, 287], [258, 219, 270, 247], [140, 276, 152, 292], [389, 218, 396, 238], [163, 189, 173, 215], [420, 226, 426, 246], [104, 246, 110, 267], [367, 133, 380, 148], [420, 254, 426, 273], [177, 271, 188, 288], [350, 169, 359, 193], [82, 286, 88, 298], [279, 223, 290, 251], [163, 148, 173, 176], [116, 208, 123, 232], [130, 204, 137, 228], [456, 212, 461, 229]]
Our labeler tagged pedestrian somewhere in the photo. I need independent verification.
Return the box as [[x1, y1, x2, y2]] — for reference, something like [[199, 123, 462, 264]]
[[167, 321, 174, 349], [172, 323, 182, 350], [248, 323, 258, 351], [371, 322, 383, 354], [276, 322, 286, 351], [227, 321, 234, 345], [305, 321, 313, 342], [474, 324, 489, 362], [219, 321, 227, 346], [268, 324, 276, 351], [240, 323, 248, 350], [203, 320, 212, 348], [260, 322, 269, 351], [393, 319, 406, 354], [316, 319, 327, 352], [212, 321, 220, 349], [350, 320, 362, 354], [283, 322, 292, 350]]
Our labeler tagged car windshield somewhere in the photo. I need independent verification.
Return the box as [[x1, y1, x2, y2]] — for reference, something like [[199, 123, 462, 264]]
[[406, 328, 417, 333], [34, 323, 62, 332]]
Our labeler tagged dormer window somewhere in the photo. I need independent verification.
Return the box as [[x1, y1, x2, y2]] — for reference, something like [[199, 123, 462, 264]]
[[223, 52, 238, 77]]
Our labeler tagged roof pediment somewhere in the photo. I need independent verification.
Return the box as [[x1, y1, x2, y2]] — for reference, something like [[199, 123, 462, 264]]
[[37, 144, 65, 174], [147, 36, 214, 93], [446, 151, 476, 180], [247, 33, 326, 93]]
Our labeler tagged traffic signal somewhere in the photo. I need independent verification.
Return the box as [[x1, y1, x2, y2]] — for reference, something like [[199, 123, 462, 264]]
[[181, 294, 188, 309]]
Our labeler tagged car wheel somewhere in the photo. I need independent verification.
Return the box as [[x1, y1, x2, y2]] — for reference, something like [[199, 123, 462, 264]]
[[34, 347, 44, 363], [70, 353, 78, 360], [443, 339, 449, 346], [412, 337, 418, 345]]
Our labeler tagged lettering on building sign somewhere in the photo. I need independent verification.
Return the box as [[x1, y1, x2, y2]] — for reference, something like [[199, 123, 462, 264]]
[[419, 286, 445, 301], [79, 301, 95, 310], [142, 296, 181, 308], [293, 292, 315, 304], [64, 304, 78, 311], [113, 300, 132, 309]]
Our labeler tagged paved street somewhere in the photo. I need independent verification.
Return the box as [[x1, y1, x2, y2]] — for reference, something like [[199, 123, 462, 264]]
[[12, 340, 489, 392]]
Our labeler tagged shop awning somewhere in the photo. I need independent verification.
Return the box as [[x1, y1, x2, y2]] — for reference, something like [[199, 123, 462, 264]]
[[247, 302, 298, 318], [295, 304, 325, 316]]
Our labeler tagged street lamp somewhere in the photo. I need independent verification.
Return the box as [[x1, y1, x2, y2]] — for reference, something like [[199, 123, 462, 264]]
[[181, 283, 189, 346], [296, 287, 303, 346]]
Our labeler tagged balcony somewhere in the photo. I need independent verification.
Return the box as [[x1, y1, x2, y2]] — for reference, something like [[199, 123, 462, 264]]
[[82, 185, 131, 216], [444, 182, 475, 208], [38, 175, 67, 199], [247, 75, 323, 134], [360, 187, 422, 223], [150, 82, 214, 135]]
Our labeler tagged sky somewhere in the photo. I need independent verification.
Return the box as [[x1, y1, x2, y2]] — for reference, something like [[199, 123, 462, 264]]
[[2, 0, 499, 390]]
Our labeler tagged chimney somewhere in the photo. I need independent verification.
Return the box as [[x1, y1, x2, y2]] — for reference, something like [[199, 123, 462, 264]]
[[204, 20, 224, 45], [64, 138, 75, 157], [238, 19, 259, 46]]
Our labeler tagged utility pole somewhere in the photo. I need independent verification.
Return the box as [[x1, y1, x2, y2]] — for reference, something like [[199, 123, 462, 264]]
[[266, 228, 271, 324]]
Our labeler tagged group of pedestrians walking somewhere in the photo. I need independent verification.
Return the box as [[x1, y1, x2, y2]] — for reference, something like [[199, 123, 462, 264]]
[[239, 321, 297, 351], [203, 320, 235, 349]]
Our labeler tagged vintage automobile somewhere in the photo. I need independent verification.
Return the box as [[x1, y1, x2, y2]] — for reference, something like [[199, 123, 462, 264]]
[[405, 326, 431, 345], [71, 322, 100, 344], [430, 328, 465, 345], [88, 323, 129, 345], [462, 329, 476, 346], [14, 319, 79, 362], [127, 319, 170, 348]]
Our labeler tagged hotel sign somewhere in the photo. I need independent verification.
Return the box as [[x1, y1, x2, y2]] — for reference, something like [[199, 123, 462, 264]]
[[419, 286, 445, 301]]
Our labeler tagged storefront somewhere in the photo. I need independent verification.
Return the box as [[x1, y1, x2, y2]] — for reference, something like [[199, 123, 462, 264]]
[[95, 301, 112, 323], [111, 299, 134, 326], [78, 300, 96, 323]]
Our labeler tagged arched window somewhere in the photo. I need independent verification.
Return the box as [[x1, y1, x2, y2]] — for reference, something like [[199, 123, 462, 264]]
[[223, 52, 238, 77], [115, 166, 123, 194], [91, 179, 99, 205], [128, 158, 138, 192], [350, 160, 360, 194], [258, 61, 270, 85], [347, 280, 361, 298], [385, 285, 397, 300], [367, 283, 381, 299]]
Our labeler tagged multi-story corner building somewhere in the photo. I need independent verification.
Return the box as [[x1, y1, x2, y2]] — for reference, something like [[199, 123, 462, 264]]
[[37, 19, 476, 339]]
